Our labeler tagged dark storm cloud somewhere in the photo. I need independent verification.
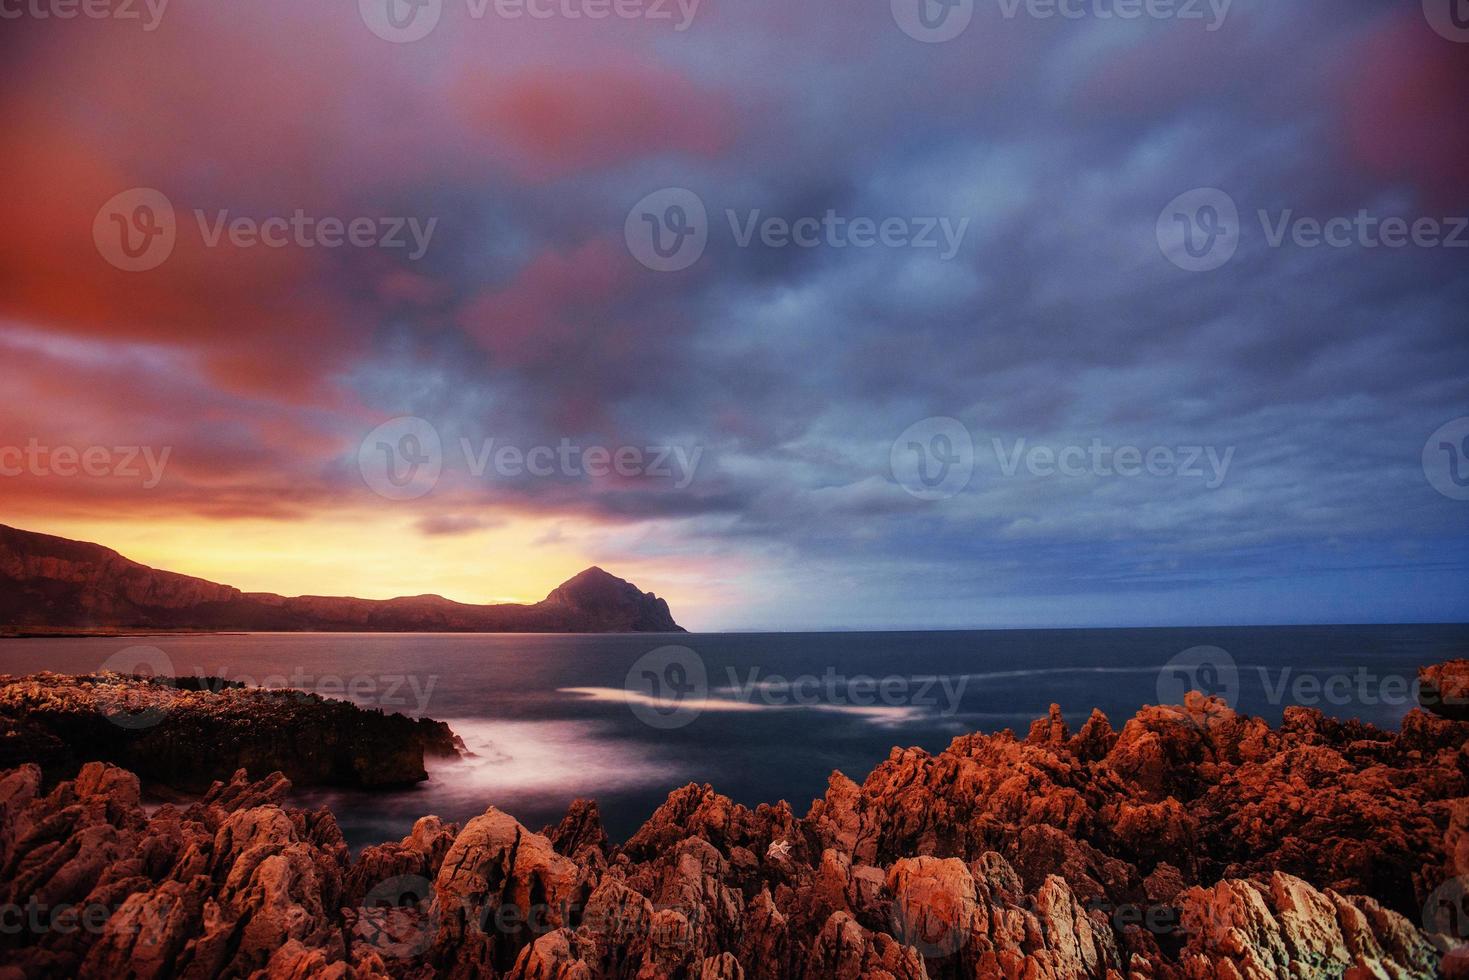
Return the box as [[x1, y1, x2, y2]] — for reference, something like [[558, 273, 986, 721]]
[[4, 0, 1464, 625]]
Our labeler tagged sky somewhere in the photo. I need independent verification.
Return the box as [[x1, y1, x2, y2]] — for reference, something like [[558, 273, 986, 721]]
[[1, 0, 1466, 630]]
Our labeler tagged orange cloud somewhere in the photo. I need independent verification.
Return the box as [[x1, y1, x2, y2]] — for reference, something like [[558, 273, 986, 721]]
[[456, 64, 734, 179]]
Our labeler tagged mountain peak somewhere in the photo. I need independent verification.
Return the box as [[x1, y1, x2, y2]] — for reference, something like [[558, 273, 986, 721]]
[[544, 566, 683, 632]]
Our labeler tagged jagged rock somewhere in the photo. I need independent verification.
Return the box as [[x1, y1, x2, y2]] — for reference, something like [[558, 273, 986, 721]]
[[430, 807, 588, 978], [1420, 660, 1469, 721], [541, 799, 610, 862], [345, 814, 459, 907], [1, 663, 1465, 979]]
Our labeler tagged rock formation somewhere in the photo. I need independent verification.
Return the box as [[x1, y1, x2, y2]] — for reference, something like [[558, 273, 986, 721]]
[[0, 524, 684, 634], [1420, 660, 1469, 722], [0, 672, 462, 791], [1, 674, 1465, 978]]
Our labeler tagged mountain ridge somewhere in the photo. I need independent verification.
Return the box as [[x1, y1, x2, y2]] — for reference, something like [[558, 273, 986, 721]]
[[0, 524, 684, 633]]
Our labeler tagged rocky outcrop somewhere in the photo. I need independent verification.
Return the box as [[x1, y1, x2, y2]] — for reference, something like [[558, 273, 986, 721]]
[[0, 677, 1464, 978], [0, 672, 462, 790], [1420, 660, 1469, 721], [0, 524, 684, 633]]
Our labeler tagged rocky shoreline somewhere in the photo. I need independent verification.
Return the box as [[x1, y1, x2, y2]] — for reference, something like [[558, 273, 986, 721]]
[[0, 664, 1466, 977], [0, 673, 463, 792]]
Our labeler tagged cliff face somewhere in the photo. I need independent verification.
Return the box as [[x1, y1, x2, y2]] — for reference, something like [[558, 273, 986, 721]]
[[0, 674, 1464, 979], [0, 524, 684, 633]]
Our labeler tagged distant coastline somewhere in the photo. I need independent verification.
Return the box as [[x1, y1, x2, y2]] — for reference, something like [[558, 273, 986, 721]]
[[1, 629, 247, 639], [0, 523, 684, 634]]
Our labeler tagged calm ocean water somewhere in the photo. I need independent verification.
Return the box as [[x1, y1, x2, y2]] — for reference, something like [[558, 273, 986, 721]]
[[2, 625, 1465, 848]]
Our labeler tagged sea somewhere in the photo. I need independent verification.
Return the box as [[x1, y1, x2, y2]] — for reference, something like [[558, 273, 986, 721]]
[[2, 624, 1465, 849]]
